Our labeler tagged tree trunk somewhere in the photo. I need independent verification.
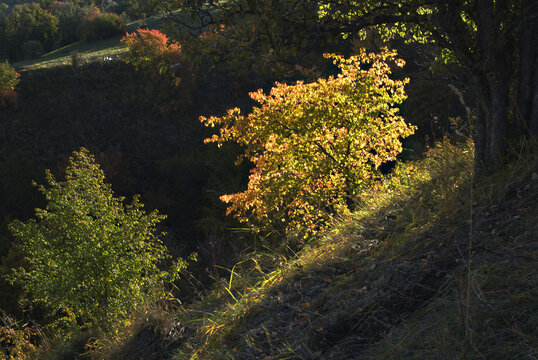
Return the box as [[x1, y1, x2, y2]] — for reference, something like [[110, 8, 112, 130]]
[[474, 96, 487, 171], [515, 20, 536, 135], [474, 63, 510, 172], [530, 56, 538, 137], [472, 0, 516, 172]]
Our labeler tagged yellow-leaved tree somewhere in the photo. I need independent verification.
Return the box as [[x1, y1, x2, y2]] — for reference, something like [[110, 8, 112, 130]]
[[201, 48, 415, 237]]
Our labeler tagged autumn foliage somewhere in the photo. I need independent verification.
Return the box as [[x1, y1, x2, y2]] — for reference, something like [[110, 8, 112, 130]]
[[0, 324, 38, 359], [0, 60, 20, 107], [0, 61, 19, 93], [121, 29, 182, 73], [201, 48, 415, 237]]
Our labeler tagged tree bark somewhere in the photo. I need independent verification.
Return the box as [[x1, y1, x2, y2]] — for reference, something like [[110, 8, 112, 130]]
[[515, 20, 536, 135], [472, 0, 512, 172], [474, 96, 487, 171], [530, 56, 538, 137], [487, 64, 509, 168], [475, 87, 510, 171]]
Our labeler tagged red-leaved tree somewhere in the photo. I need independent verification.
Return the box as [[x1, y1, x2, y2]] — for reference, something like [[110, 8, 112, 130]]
[[121, 29, 182, 75]]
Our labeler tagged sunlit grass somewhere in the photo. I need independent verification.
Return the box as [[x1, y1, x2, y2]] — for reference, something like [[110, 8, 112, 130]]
[[13, 38, 127, 71], [165, 139, 477, 358], [162, 137, 537, 359]]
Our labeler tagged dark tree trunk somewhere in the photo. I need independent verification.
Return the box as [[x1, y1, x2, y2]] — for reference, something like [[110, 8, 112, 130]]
[[473, 60, 511, 172], [474, 96, 487, 171], [474, 93, 508, 171], [530, 56, 538, 136], [488, 65, 509, 167], [472, 0, 514, 172], [515, 20, 536, 135]]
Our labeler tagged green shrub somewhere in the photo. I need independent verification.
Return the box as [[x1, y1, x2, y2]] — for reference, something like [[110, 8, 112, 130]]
[[8, 148, 183, 331], [76, 8, 125, 42], [21, 40, 44, 60], [51, 1, 86, 46], [122, 0, 157, 19]]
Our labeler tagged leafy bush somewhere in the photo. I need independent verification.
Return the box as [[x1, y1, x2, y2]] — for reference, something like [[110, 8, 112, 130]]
[[121, 29, 182, 72], [76, 7, 125, 42], [21, 40, 44, 60], [8, 148, 183, 331], [201, 48, 415, 237]]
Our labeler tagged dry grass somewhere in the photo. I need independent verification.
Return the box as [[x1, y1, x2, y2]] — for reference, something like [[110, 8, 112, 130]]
[[161, 138, 537, 359], [362, 138, 538, 360]]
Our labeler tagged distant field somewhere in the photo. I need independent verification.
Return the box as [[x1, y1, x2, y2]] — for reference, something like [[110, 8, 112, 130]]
[[13, 14, 169, 71]]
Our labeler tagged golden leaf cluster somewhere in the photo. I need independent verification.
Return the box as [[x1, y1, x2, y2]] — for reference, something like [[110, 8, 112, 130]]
[[201, 48, 415, 238]]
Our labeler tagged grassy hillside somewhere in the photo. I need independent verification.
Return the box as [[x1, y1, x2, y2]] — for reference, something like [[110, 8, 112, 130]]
[[12, 14, 168, 71], [12, 37, 127, 71], [78, 138, 536, 360]]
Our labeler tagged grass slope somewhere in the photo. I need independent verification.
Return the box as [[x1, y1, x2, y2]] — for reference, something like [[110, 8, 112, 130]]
[[105, 139, 537, 360], [12, 14, 168, 71]]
